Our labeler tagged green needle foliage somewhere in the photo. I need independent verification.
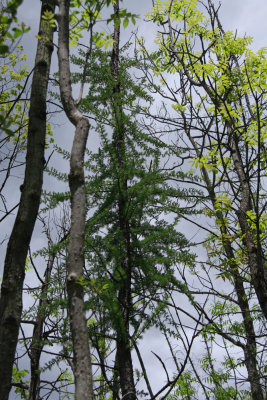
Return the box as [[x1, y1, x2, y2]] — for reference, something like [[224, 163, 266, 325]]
[[70, 44, 198, 393], [9, 2, 267, 398]]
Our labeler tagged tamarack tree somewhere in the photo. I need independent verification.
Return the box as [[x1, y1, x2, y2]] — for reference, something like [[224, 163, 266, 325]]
[[0, 0, 266, 399]]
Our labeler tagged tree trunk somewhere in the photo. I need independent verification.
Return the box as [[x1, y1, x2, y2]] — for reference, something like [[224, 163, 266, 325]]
[[29, 252, 55, 400], [111, 2, 136, 399], [57, 1, 94, 399], [228, 125, 267, 320], [188, 137, 264, 400], [0, 1, 55, 398]]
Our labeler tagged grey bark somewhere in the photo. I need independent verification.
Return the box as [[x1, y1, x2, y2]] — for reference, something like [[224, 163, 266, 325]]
[[57, 0, 94, 399], [0, 1, 55, 398]]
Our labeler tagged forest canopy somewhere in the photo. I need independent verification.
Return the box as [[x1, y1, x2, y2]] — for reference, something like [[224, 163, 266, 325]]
[[0, 0, 266, 399]]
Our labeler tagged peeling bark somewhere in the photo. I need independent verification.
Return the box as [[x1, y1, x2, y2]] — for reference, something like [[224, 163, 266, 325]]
[[0, 1, 55, 398]]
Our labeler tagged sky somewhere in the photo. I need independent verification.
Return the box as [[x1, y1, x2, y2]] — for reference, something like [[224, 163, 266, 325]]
[[1, 0, 267, 398], [17, 0, 267, 66]]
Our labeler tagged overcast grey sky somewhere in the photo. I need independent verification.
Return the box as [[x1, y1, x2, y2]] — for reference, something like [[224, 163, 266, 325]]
[[18, 0, 267, 60]]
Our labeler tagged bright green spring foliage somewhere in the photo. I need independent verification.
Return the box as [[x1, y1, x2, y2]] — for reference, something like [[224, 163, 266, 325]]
[[198, 351, 253, 400], [143, 0, 267, 397], [68, 0, 138, 48], [36, 9, 57, 41], [12, 367, 29, 398], [0, 0, 30, 55], [166, 372, 196, 399], [147, 0, 267, 157], [0, 2, 56, 146], [0, 44, 54, 147], [146, 0, 267, 278], [14, 1, 266, 398], [0, 44, 29, 142]]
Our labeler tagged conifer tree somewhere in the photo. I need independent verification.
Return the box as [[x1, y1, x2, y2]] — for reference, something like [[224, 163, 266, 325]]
[[70, 5, 197, 397]]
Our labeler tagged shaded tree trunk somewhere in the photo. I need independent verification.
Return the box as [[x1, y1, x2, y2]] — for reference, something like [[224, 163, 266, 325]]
[[57, 0, 94, 399], [0, 1, 55, 398], [111, 2, 136, 399], [29, 250, 55, 400], [228, 125, 267, 320]]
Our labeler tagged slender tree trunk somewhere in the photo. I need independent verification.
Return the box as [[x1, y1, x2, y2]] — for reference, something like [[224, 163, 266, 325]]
[[112, 352, 120, 400], [57, 1, 94, 399], [29, 252, 55, 400], [0, 2, 55, 398], [111, 3, 136, 399], [228, 126, 267, 320], [224, 246, 263, 400], [211, 7, 267, 319], [188, 137, 264, 400]]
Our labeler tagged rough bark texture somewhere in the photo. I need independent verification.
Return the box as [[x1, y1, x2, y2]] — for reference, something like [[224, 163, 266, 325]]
[[111, 2, 136, 399], [0, 2, 55, 398], [57, 1, 94, 399]]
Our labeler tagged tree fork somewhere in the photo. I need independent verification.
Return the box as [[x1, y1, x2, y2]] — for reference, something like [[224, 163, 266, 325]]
[[57, 0, 94, 398], [28, 250, 55, 400]]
